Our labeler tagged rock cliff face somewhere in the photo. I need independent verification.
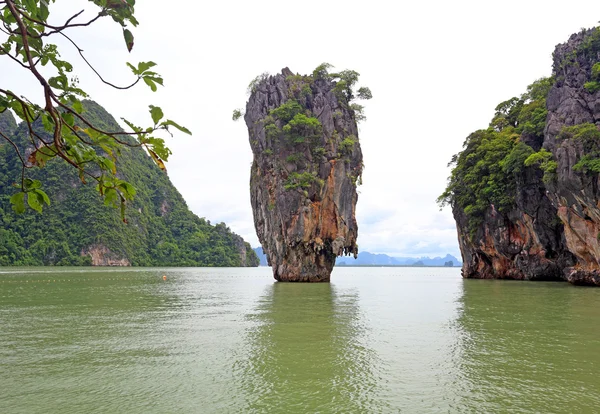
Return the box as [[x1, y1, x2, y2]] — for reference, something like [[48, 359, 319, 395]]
[[245, 68, 363, 282], [447, 27, 600, 285], [544, 29, 600, 284], [82, 244, 131, 266]]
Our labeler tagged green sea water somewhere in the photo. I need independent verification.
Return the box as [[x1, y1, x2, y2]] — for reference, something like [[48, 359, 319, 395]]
[[1, 267, 599, 413]]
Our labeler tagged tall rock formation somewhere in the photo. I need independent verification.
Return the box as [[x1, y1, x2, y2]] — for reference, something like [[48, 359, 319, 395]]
[[544, 29, 600, 284], [244, 67, 365, 282], [443, 27, 600, 285]]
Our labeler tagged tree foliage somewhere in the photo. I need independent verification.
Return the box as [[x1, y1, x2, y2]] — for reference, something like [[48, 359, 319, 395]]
[[558, 123, 600, 174], [438, 77, 555, 238], [0, 102, 258, 267], [0, 0, 190, 218]]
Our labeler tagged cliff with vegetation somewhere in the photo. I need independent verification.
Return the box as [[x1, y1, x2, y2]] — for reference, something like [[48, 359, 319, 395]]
[[0, 102, 258, 267], [440, 27, 600, 285], [243, 66, 369, 281]]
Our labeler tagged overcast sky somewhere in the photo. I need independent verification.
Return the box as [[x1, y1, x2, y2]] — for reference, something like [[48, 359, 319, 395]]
[[2, 0, 600, 258]]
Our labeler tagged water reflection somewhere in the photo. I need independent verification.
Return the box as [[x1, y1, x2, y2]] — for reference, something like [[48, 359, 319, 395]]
[[239, 282, 389, 412], [455, 280, 600, 413]]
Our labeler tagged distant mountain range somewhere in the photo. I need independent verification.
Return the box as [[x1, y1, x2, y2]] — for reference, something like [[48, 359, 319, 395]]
[[252, 248, 462, 267]]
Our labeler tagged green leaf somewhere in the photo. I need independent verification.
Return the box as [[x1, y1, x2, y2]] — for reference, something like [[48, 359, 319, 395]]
[[42, 114, 54, 132], [61, 112, 75, 126], [10, 192, 26, 214], [120, 199, 127, 223], [23, 178, 42, 190], [27, 192, 42, 213], [143, 77, 157, 92], [121, 118, 142, 133], [24, 0, 37, 16], [161, 120, 192, 135], [149, 105, 164, 125], [104, 188, 119, 207], [123, 29, 134, 52], [137, 61, 156, 73], [39, 2, 49, 20], [34, 189, 50, 206], [101, 157, 116, 174], [117, 181, 136, 198], [126, 62, 138, 75], [72, 100, 84, 114]]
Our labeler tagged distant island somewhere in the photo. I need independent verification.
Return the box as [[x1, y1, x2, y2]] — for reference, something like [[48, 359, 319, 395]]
[[253, 247, 461, 267]]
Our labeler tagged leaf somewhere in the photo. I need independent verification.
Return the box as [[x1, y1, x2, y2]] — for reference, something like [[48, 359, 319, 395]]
[[27, 192, 42, 213], [61, 112, 75, 126], [120, 199, 127, 223], [126, 62, 138, 75], [117, 180, 136, 198], [161, 120, 192, 135], [137, 61, 156, 73], [149, 105, 164, 125], [123, 29, 134, 52], [39, 2, 49, 20], [104, 188, 118, 207], [101, 157, 117, 174], [148, 149, 166, 171], [145, 137, 170, 159], [42, 114, 55, 132], [35, 189, 50, 206], [143, 77, 157, 92], [10, 192, 26, 214], [121, 118, 142, 133], [24, 0, 37, 16], [72, 100, 84, 114]]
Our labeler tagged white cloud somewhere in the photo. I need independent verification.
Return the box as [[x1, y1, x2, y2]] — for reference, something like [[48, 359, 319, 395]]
[[2, 0, 599, 258]]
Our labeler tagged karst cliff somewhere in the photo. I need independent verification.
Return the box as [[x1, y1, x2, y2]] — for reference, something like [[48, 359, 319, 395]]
[[244, 66, 367, 282], [441, 27, 600, 285]]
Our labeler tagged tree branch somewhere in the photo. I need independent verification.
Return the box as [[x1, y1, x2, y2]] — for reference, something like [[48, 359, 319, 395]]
[[0, 130, 30, 169], [59, 31, 141, 90], [17, 8, 105, 38]]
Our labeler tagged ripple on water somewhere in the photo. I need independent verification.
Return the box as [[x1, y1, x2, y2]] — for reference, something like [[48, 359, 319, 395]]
[[1, 267, 600, 413]]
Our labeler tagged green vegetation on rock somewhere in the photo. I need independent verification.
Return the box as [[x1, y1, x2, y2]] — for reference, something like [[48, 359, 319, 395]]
[[559, 123, 600, 173], [0, 102, 258, 267], [438, 77, 555, 238], [524, 149, 557, 183]]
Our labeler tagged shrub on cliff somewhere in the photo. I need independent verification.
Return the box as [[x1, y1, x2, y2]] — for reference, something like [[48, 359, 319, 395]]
[[439, 77, 555, 238]]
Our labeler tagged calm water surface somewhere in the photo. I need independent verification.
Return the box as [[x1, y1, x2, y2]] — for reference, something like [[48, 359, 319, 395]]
[[1, 267, 599, 413]]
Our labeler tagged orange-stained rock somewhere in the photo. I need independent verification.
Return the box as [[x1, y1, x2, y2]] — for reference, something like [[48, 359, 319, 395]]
[[81, 244, 130, 266], [245, 68, 362, 282]]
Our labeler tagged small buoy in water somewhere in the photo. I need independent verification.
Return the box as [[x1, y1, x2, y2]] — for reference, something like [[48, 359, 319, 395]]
[[162, 275, 167, 281]]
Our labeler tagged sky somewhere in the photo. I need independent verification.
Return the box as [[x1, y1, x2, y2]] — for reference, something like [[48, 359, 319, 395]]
[[2, 0, 600, 258]]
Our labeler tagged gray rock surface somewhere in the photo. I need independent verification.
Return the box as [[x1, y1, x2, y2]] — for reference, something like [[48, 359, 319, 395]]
[[455, 28, 600, 285], [244, 68, 363, 282]]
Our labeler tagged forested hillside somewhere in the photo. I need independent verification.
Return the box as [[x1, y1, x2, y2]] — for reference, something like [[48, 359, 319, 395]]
[[0, 102, 258, 267]]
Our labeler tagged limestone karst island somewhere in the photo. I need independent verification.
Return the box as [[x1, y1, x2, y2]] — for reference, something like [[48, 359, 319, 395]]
[[242, 66, 367, 282], [440, 27, 600, 286]]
